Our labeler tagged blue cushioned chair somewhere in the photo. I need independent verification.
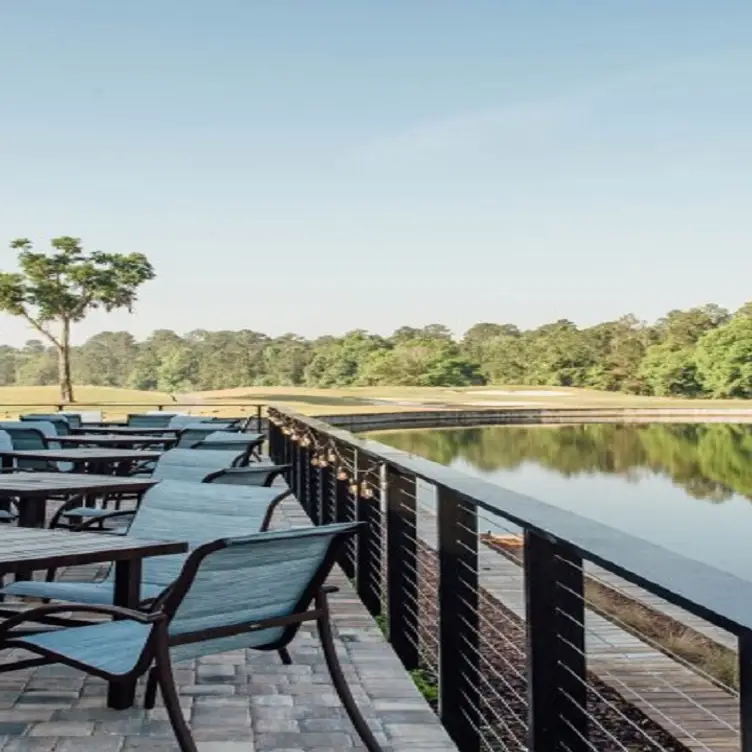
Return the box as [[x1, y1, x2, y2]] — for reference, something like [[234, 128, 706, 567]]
[[52, 447, 253, 529], [21, 414, 72, 436], [0, 522, 378, 752], [127, 413, 174, 429], [0, 430, 17, 522], [4, 480, 292, 607]]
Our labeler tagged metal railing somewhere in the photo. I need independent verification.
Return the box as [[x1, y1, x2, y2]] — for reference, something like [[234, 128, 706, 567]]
[[268, 406, 752, 752]]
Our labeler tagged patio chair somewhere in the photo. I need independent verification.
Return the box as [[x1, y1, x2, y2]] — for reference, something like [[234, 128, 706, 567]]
[[205, 463, 290, 487], [127, 414, 173, 429], [57, 412, 83, 429], [0, 430, 17, 522], [50, 448, 251, 528], [21, 414, 72, 435], [3, 480, 292, 607], [190, 431, 264, 464], [0, 422, 60, 472], [0, 522, 381, 752]]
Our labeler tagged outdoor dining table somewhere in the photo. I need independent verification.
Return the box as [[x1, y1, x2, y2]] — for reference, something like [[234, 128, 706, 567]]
[[0, 472, 157, 528], [0, 526, 187, 709], [0, 447, 163, 476], [56, 434, 178, 449]]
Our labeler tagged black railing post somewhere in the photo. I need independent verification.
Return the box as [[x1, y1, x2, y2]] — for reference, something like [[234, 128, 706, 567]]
[[320, 461, 333, 526], [437, 487, 480, 752], [255, 404, 263, 433], [524, 531, 588, 752], [739, 631, 752, 751], [308, 446, 321, 525], [386, 466, 419, 671], [299, 441, 312, 516], [355, 451, 382, 617]]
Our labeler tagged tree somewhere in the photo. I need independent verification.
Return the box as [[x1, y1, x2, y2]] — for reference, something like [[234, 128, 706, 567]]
[[638, 343, 703, 397], [0, 237, 154, 401], [694, 317, 752, 397]]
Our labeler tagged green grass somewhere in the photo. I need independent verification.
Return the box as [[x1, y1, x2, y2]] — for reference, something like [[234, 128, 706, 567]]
[[0, 384, 750, 420]]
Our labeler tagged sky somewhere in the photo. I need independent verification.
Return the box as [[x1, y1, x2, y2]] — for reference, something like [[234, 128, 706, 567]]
[[1, 1, 751, 345]]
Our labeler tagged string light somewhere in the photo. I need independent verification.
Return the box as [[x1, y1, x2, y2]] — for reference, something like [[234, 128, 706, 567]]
[[337, 468, 349, 481]]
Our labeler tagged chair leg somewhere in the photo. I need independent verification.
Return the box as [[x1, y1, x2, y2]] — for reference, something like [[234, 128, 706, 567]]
[[153, 629, 198, 752], [278, 648, 292, 665], [316, 594, 383, 752], [144, 667, 158, 709]]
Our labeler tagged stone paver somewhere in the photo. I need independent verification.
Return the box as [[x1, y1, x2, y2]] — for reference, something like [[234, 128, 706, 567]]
[[0, 493, 457, 751]]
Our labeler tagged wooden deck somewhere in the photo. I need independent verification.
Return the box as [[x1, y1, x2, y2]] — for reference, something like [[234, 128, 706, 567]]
[[586, 563, 738, 651], [416, 500, 742, 752]]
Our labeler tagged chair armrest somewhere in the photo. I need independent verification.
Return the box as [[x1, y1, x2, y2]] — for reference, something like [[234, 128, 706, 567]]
[[0, 603, 165, 636], [71, 510, 136, 531]]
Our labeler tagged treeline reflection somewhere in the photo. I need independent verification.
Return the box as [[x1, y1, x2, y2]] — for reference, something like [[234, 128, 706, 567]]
[[373, 423, 752, 504]]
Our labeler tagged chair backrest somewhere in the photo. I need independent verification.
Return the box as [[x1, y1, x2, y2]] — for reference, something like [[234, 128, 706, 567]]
[[205, 465, 285, 487], [127, 413, 173, 428], [58, 412, 83, 429], [119, 480, 286, 590], [150, 447, 247, 480], [63, 410, 102, 424], [164, 523, 360, 663], [168, 415, 205, 428], [0, 423, 50, 470], [21, 414, 71, 436], [176, 427, 230, 448], [0, 422, 49, 449]]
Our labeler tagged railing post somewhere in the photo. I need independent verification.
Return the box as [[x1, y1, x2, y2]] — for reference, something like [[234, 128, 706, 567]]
[[308, 447, 321, 525], [739, 631, 752, 751], [524, 531, 588, 752], [437, 487, 480, 752], [386, 466, 419, 670], [299, 441, 312, 515], [320, 461, 333, 526], [355, 451, 382, 617], [255, 404, 263, 433]]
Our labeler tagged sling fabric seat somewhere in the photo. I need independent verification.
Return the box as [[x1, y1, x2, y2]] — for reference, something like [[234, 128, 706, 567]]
[[0, 522, 381, 752], [127, 414, 173, 429], [55, 448, 251, 527], [2, 480, 291, 604]]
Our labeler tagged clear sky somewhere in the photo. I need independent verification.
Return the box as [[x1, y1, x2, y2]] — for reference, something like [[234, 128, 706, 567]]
[[1, 2, 751, 345]]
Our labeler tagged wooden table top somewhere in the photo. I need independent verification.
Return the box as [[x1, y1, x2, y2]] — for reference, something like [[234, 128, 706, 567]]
[[57, 434, 177, 446], [0, 472, 158, 497], [0, 448, 162, 462], [0, 526, 186, 571]]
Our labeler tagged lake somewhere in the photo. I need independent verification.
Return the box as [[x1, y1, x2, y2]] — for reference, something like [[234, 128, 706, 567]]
[[371, 423, 752, 581]]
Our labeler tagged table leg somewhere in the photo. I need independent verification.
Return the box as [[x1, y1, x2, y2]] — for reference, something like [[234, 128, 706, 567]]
[[107, 558, 142, 710]]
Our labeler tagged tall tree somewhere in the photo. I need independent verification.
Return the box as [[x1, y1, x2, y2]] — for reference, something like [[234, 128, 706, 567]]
[[0, 237, 155, 401]]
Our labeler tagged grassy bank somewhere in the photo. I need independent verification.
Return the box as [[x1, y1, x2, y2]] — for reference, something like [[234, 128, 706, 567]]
[[1, 384, 751, 419]]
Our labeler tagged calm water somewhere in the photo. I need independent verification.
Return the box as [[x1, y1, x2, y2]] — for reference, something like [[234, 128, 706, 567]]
[[372, 423, 752, 580]]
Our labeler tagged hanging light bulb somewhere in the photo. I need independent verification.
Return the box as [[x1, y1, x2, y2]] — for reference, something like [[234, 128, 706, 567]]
[[311, 457, 320, 467], [348, 482, 359, 495], [327, 451, 337, 464], [337, 468, 348, 481]]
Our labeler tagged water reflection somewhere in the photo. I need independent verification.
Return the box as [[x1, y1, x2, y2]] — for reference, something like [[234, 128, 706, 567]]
[[371, 423, 752, 579], [373, 423, 752, 503]]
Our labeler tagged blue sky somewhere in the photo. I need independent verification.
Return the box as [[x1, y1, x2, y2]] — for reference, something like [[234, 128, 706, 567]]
[[1, 1, 751, 345]]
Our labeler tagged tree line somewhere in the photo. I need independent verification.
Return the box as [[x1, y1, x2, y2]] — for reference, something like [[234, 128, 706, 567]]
[[2, 302, 752, 397]]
